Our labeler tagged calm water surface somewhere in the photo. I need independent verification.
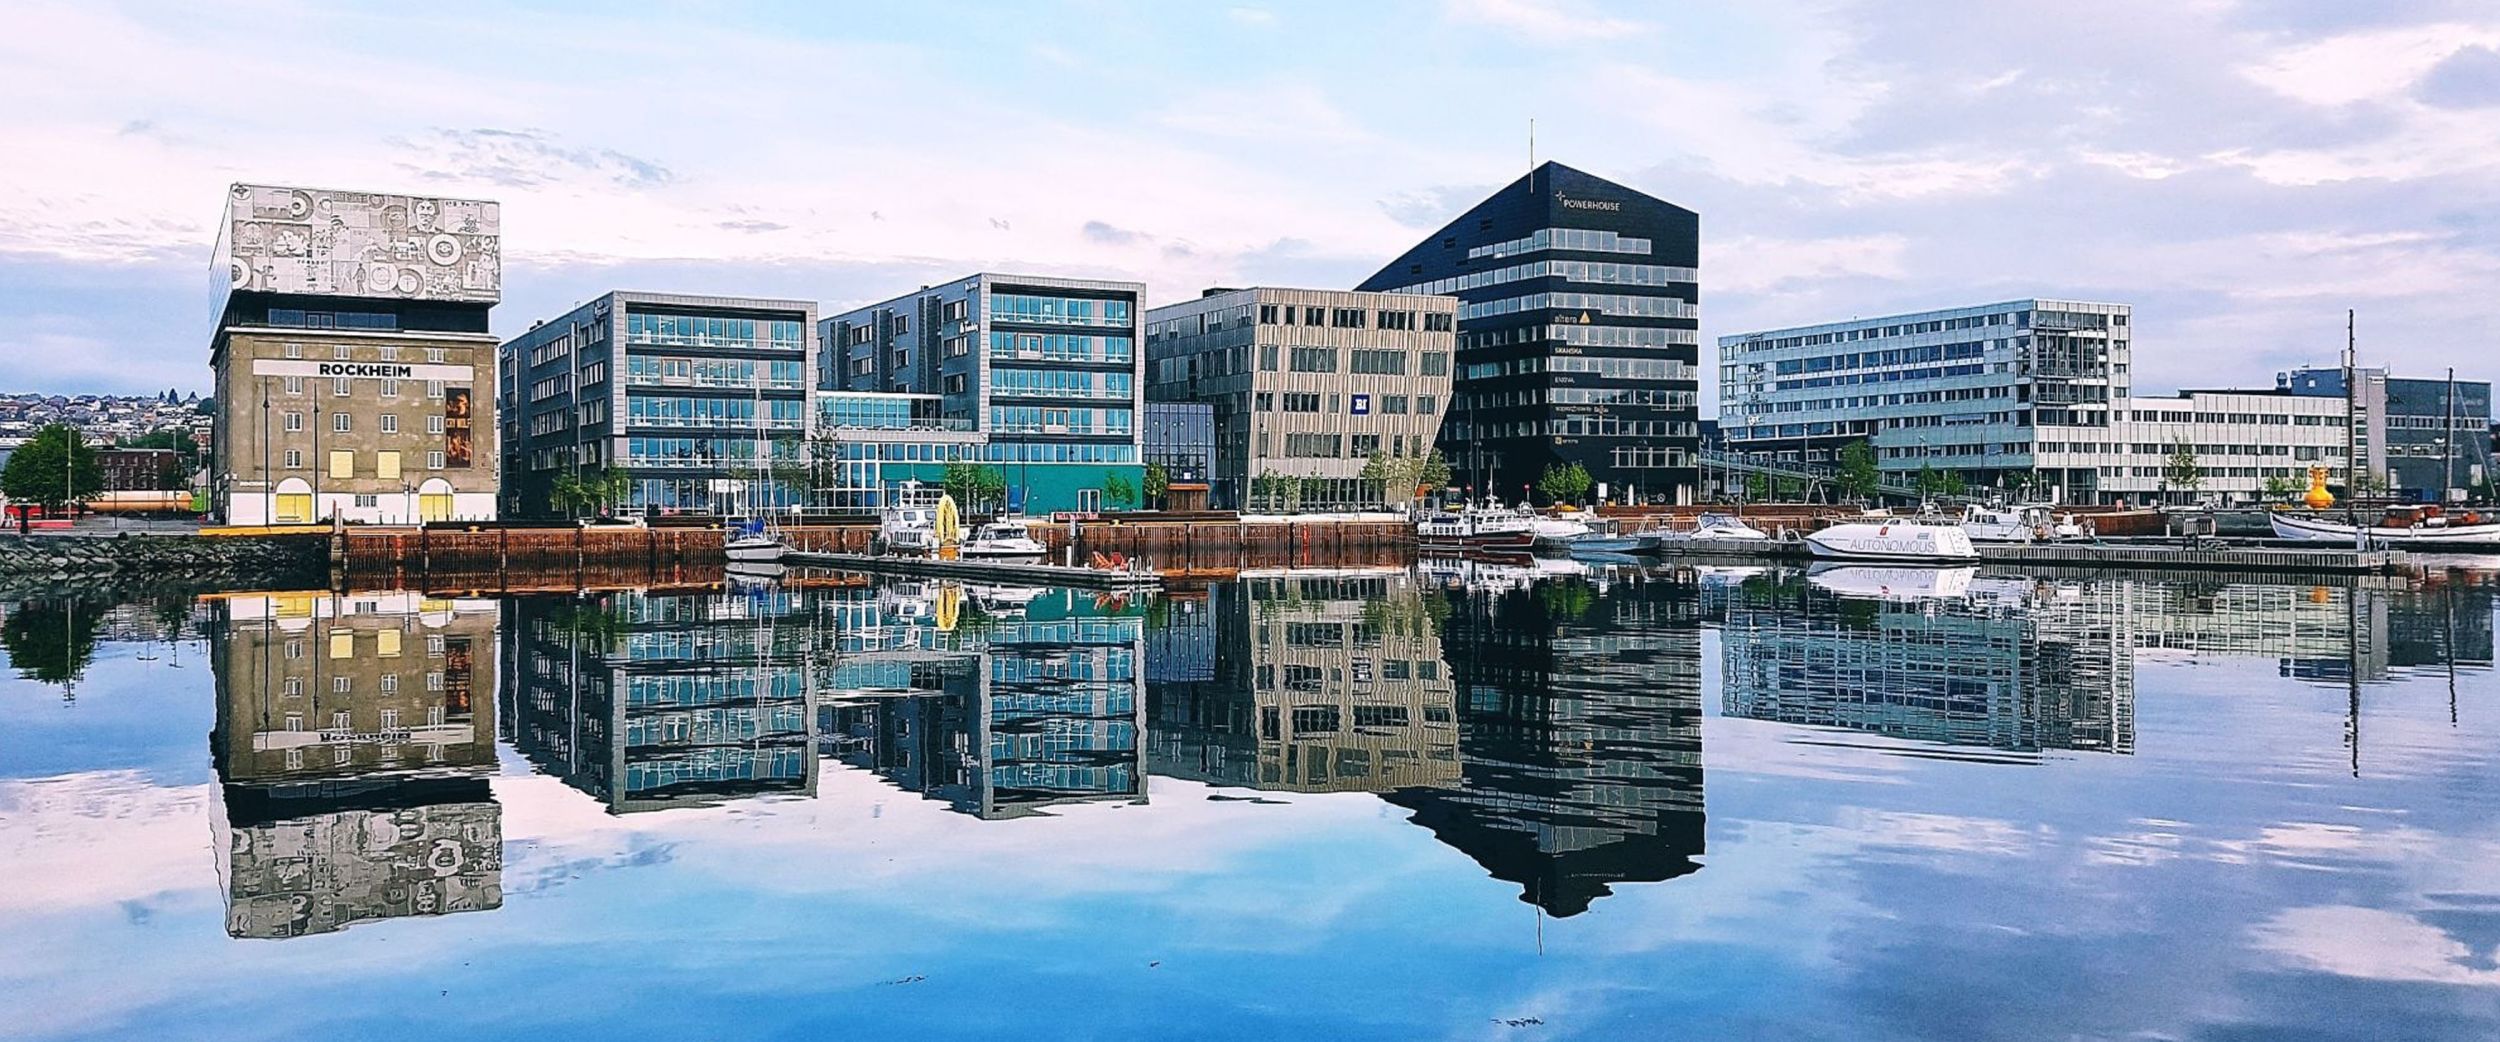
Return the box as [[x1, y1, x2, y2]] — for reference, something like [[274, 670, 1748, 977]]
[[2, 561, 2497, 1040]]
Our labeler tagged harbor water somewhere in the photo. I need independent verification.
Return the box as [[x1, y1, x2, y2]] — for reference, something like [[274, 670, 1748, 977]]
[[2, 559, 2496, 1040]]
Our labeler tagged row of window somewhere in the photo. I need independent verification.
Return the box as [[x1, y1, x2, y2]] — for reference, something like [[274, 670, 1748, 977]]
[[987, 332, 1135, 364], [1467, 227, 1653, 260], [1384, 258, 1698, 297], [987, 405, 1135, 435], [624, 355, 806, 389], [623, 395, 806, 429], [1463, 355, 1697, 382], [1459, 291, 1696, 322], [991, 294, 1133, 328], [277, 448, 449, 476], [1256, 391, 1441, 416], [625, 312, 806, 349], [277, 410, 447, 436], [990, 368, 1134, 400]]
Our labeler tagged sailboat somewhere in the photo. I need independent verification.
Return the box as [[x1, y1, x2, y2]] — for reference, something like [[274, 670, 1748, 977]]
[[723, 386, 791, 564]]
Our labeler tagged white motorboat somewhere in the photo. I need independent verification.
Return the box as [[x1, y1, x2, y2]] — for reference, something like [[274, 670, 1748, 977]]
[[1529, 512, 1595, 547], [960, 518, 1049, 557], [1804, 521, 1978, 562], [1639, 513, 1771, 551], [725, 519, 789, 563], [1959, 503, 2093, 543], [1416, 502, 1537, 552], [724, 560, 786, 585], [2271, 508, 2500, 547]]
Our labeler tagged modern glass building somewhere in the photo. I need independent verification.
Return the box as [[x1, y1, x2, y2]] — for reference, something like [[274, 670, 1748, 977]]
[[819, 273, 1145, 514], [2280, 366, 2492, 502], [498, 291, 817, 517], [1146, 287, 1456, 510], [1719, 298, 2131, 497], [1359, 162, 1701, 505]]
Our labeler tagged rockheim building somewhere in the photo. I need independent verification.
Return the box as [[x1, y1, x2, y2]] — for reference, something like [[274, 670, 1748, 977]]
[[1359, 162, 1702, 505], [207, 184, 502, 525]]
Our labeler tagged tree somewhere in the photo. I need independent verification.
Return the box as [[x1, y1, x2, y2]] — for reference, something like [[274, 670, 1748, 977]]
[[1914, 463, 1944, 499], [1836, 440, 1881, 502], [1535, 462, 1593, 505], [2262, 474, 2298, 503], [2164, 441, 2203, 500], [1, 425, 102, 521], [1142, 462, 1170, 509], [550, 466, 632, 518], [1101, 472, 1138, 510], [1252, 470, 1304, 513]]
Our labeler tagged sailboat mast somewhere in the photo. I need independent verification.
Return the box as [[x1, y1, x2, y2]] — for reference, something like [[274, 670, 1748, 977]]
[[2344, 310, 2357, 517]]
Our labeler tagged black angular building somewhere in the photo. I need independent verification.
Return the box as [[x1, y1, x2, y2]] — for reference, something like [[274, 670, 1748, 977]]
[[1358, 162, 1701, 504]]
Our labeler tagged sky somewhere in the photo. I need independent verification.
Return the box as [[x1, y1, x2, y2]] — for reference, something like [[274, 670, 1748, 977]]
[[2, 0, 2497, 415]]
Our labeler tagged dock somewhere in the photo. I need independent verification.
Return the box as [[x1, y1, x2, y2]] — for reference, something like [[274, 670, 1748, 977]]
[[1643, 537, 2405, 574], [783, 551, 1164, 589]]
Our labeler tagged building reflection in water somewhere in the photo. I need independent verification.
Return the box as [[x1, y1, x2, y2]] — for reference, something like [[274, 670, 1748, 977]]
[[1151, 565, 1706, 918], [816, 583, 1148, 820], [1720, 567, 2137, 758], [208, 592, 504, 940], [502, 588, 816, 813], [500, 582, 1147, 821]]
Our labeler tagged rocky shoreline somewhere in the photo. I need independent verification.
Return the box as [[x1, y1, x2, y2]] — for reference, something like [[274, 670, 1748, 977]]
[[0, 533, 326, 588]]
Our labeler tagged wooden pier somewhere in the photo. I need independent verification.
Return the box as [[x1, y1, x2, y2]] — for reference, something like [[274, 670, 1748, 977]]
[[783, 551, 1163, 589]]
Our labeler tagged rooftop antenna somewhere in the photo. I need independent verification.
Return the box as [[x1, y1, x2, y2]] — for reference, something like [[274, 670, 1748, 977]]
[[1528, 118, 1536, 191]]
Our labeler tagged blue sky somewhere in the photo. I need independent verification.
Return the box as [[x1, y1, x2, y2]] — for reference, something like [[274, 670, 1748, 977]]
[[4, 0, 2498, 413]]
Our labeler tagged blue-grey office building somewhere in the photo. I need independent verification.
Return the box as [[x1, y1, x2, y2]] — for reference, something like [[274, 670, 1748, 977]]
[[1359, 162, 1701, 505], [1719, 298, 2131, 495], [819, 273, 1146, 514], [499, 291, 816, 517], [2279, 365, 2491, 502]]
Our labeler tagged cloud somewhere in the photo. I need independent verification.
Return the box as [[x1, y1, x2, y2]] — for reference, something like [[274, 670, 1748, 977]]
[[2418, 45, 2500, 108], [1443, 0, 1646, 43], [392, 128, 674, 189], [1227, 7, 1276, 27]]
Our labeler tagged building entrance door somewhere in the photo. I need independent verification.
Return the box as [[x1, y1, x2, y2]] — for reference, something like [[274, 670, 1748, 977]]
[[419, 479, 455, 522], [274, 494, 313, 524]]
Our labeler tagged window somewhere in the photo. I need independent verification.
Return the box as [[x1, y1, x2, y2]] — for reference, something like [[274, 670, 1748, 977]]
[[283, 376, 304, 395], [332, 412, 351, 433], [1423, 312, 1454, 333], [427, 415, 444, 434], [1419, 352, 1450, 376], [379, 414, 398, 434], [328, 450, 354, 479], [333, 378, 350, 397], [282, 411, 304, 432], [1331, 308, 1366, 328], [1259, 344, 1279, 371], [376, 450, 401, 480], [379, 379, 399, 397], [283, 449, 304, 468], [428, 451, 446, 469], [1289, 347, 1338, 372], [1258, 304, 1279, 324]]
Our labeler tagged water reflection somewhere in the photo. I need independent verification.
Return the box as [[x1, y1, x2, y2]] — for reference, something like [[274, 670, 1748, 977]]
[[206, 592, 504, 939]]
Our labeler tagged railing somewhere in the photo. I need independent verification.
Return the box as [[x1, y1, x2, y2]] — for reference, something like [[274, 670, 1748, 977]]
[[623, 373, 807, 391]]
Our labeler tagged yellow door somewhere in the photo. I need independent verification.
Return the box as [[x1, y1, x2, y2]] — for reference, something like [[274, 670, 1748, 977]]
[[274, 494, 313, 524], [419, 493, 454, 522]]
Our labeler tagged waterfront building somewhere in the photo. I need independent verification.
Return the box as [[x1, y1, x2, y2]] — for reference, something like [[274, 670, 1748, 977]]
[[1718, 298, 2130, 498], [1148, 572, 1458, 793], [2064, 388, 2350, 505], [208, 184, 502, 524], [499, 292, 816, 517], [1359, 162, 1702, 505], [1144, 288, 1456, 510], [208, 591, 504, 938], [818, 274, 1145, 514], [2280, 366, 2492, 501], [1141, 400, 1215, 511], [503, 589, 817, 813]]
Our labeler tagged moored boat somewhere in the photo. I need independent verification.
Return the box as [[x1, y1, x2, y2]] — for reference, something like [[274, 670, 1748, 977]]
[[1416, 502, 1536, 551], [724, 519, 790, 563], [960, 518, 1050, 557], [1803, 521, 1978, 562], [2271, 506, 2500, 547]]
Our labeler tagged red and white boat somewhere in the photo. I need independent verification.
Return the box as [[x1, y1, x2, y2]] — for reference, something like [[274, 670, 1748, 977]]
[[2271, 505, 2500, 548]]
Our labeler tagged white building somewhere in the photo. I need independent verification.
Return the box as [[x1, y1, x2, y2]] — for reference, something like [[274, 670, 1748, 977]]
[[2035, 389, 2350, 505]]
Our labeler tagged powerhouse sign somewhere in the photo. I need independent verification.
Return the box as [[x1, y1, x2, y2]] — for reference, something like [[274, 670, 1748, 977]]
[[250, 359, 474, 382]]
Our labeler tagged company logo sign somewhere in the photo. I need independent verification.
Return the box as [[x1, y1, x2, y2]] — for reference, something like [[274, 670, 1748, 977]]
[[250, 359, 473, 382], [1556, 193, 1622, 212]]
